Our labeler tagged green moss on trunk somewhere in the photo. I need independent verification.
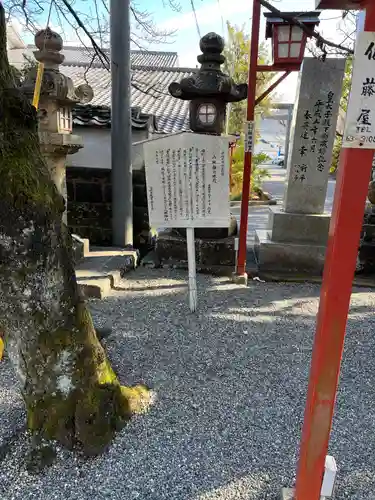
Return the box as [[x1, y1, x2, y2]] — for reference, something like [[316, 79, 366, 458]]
[[26, 301, 150, 455]]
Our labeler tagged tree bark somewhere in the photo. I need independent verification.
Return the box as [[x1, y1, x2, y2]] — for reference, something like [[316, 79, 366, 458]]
[[0, 4, 149, 457]]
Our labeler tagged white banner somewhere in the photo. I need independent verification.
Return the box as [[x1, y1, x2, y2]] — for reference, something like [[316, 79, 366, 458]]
[[244, 120, 254, 153], [343, 32, 375, 149], [143, 132, 230, 229]]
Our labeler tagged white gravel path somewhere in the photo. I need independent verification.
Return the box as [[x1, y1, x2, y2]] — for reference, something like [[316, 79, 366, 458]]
[[1, 268, 375, 499]]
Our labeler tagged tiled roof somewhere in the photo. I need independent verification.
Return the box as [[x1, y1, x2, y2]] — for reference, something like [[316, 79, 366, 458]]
[[62, 64, 196, 134], [12, 45, 179, 68], [131, 50, 179, 68], [7, 44, 193, 134]]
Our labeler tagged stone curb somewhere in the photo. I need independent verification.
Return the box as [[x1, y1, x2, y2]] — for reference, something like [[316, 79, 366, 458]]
[[252, 270, 375, 288], [230, 199, 277, 207]]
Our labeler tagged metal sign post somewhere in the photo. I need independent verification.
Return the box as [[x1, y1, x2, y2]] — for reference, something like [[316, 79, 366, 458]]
[[144, 132, 231, 312], [186, 228, 197, 312]]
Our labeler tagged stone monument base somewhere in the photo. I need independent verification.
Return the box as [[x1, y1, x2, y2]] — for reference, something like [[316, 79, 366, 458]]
[[254, 206, 330, 276], [155, 229, 235, 275]]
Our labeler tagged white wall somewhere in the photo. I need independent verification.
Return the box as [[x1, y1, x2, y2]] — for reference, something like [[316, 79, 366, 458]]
[[66, 127, 149, 170]]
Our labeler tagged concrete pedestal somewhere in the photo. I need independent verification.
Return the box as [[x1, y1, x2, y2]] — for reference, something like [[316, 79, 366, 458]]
[[280, 488, 294, 500], [255, 206, 330, 276], [280, 487, 329, 500]]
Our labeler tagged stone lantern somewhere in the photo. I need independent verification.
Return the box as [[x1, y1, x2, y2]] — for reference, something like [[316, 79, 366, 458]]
[[152, 32, 248, 270], [168, 32, 248, 136], [21, 28, 93, 222]]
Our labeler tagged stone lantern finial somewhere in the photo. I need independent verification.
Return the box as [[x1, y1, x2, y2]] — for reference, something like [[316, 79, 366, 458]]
[[34, 28, 64, 68], [168, 31, 247, 135], [198, 32, 225, 66]]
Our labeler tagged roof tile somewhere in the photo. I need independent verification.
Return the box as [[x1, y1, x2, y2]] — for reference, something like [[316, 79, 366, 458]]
[[21, 44, 179, 68], [7, 45, 194, 134]]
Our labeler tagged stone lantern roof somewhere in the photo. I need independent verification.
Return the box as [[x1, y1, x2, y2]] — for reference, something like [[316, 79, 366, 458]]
[[168, 32, 248, 103]]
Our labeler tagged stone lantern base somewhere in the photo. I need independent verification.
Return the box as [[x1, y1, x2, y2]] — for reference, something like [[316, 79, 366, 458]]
[[155, 230, 236, 274], [154, 215, 238, 274], [175, 216, 238, 240]]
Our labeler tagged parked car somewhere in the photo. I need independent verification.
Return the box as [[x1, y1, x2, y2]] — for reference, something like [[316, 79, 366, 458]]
[[272, 155, 285, 167]]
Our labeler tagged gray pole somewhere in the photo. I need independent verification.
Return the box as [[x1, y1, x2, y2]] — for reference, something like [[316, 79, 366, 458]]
[[284, 105, 293, 167], [110, 0, 133, 247]]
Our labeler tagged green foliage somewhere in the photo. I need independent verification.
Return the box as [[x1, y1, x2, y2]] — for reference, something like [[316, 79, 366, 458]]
[[223, 22, 274, 199], [340, 57, 352, 113], [330, 134, 343, 174], [230, 138, 270, 200], [223, 21, 275, 135]]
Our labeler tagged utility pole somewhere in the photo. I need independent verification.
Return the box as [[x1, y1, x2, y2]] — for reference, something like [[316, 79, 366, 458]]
[[110, 0, 133, 247]]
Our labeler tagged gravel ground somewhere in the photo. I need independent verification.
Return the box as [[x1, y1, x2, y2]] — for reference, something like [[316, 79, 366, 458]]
[[1, 268, 375, 499]]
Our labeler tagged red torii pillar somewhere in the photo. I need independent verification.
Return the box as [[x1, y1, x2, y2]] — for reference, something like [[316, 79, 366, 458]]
[[294, 1, 375, 499]]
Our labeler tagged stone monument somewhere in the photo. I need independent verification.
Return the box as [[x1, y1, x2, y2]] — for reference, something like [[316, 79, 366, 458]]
[[149, 32, 248, 272], [21, 28, 93, 223], [255, 57, 346, 276]]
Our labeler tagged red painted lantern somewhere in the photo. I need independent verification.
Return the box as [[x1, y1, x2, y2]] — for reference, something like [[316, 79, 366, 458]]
[[264, 12, 321, 66]]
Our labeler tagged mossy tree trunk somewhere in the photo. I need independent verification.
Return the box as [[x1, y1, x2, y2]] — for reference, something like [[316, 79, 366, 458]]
[[0, 4, 149, 457]]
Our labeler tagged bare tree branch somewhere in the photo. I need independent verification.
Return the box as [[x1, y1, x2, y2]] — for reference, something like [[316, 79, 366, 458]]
[[58, 0, 110, 67], [5, 0, 188, 98]]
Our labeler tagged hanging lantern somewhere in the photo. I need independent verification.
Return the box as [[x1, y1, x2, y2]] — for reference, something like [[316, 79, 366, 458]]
[[264, 12, 321, 66]]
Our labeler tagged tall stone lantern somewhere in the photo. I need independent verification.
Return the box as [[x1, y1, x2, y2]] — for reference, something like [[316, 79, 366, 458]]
[[169, 32, 247, 136], [22, 28, 93, 223], [168, 32, 247, 241]]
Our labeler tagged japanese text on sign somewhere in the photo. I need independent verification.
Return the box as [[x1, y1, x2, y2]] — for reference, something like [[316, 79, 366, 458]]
[[143, 132, 230, 228], [292, 92, 336, 183], [343, 32, 375, 149], [244, 121, 254, 153]]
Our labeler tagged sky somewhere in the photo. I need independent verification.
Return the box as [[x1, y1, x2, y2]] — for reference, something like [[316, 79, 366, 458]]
[[10, 0, 353, 102], [140, 0, 351, 102]]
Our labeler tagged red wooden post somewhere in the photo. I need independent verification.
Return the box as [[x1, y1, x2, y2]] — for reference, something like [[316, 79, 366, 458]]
[[236, 0, 261, 276], [295, 2, 375, 499]]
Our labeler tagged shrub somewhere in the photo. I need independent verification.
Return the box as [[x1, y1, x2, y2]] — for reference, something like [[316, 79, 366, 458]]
[[230, 140, 270, 200]]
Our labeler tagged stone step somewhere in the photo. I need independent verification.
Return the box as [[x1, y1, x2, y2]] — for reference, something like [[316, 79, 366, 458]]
[[75, 249, 138, 299], [77, 276, 113, 299], [72, 234, 90, 263]]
